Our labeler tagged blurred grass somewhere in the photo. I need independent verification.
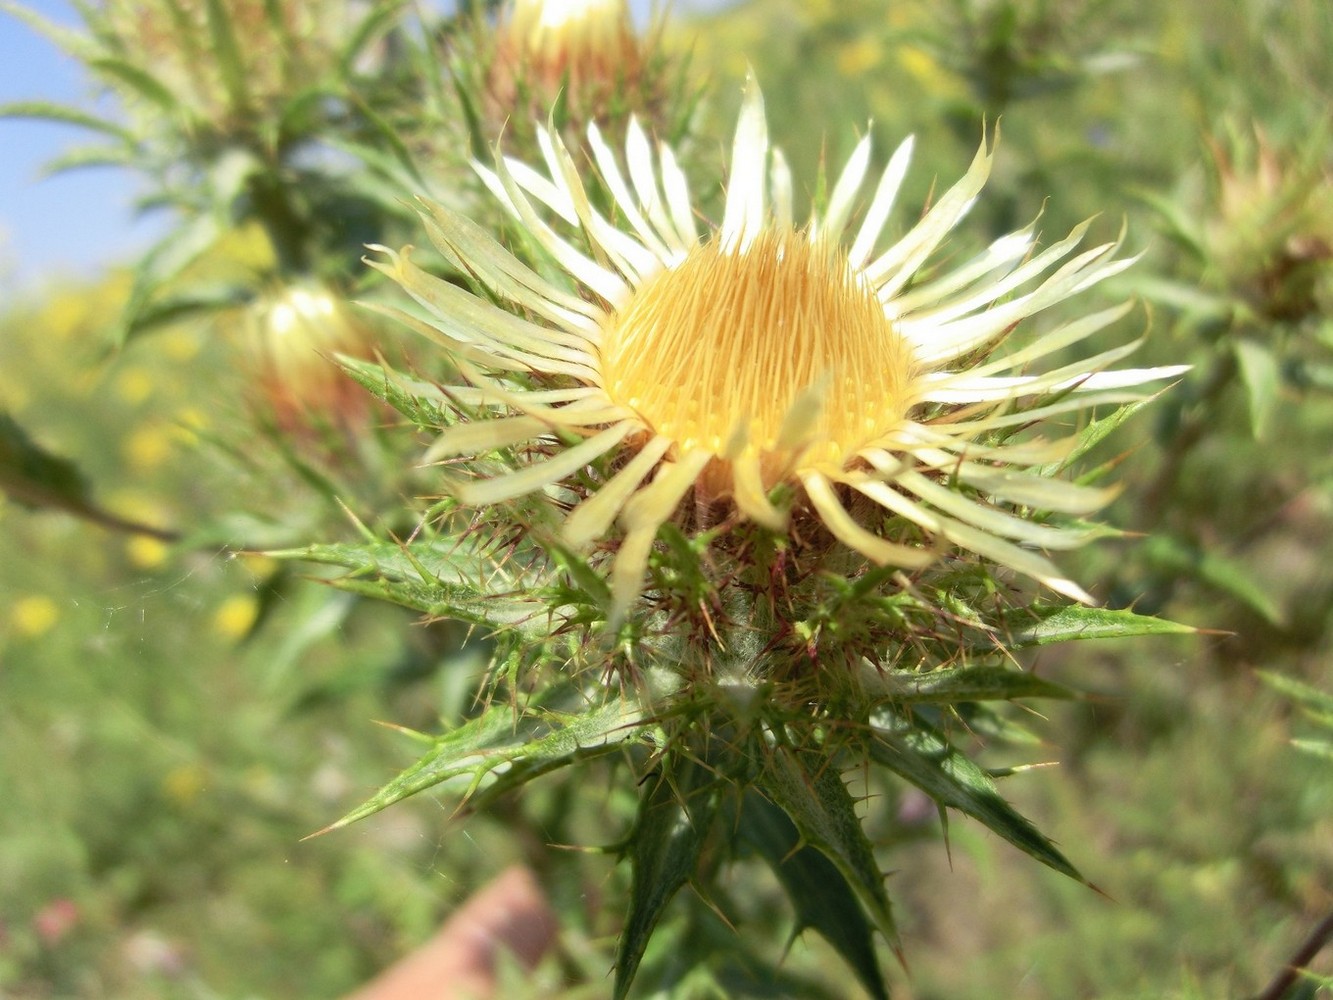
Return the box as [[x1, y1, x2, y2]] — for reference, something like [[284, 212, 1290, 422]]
[[0, 270, 547, 997], [2, 0, 1332, 996]]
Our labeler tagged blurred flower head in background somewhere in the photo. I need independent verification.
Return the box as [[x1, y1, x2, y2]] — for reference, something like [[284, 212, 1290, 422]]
[[245, 282, 373, 436], [503, 0, 637, 85], [102, 0, 359, 140], [479, 0, 673, 150], [1206, 126, 1333, 322]]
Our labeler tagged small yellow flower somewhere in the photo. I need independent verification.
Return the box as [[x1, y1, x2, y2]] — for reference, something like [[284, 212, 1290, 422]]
[[373, 80, 1185, 620], [11, 596, 60, 638], [837, 38, 882, 77], [162, 763, 208, 806], [239, 553, 279, 580], [46, 295, 88, 341], [898, 46, 962, 98], [213, 594, 259, 639], [114, 367, 155, 406], [123, 424, 174, 471], [125, 534, 170, 569], [105, 490, 171, 525], [160, 328, 203, 362]]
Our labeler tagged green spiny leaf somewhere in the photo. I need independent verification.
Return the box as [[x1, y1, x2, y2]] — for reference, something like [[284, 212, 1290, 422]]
[[339, 0, 408, 77], [267, 536, 551, 632], [992, 603, 1196, 648], [115, 285, 255, 337], [275, 86, 336, 142], [1131, 191, 1206, 263], [335, 355, 448, 428], [1142, 534, 1286, 625], [547, 544, 613, 609], [1055, 398, 1154, 473], [321, 687, 645, 832], [757, 742, 899, 960], [872, 665, 1078, 703], [346, 91, 425, 186], [449, 60, 491, 163], [114, 212, 226, 345], [1257, 671, 1333, 716], [37, 143, 137, 177], [0, 411, 175, 539], [615, 753, 721, 1000], [330, 137, 442, 207], [868, 709, 1085, 884], [740, 787, 890, 1000], [0, 1, 98, 58]]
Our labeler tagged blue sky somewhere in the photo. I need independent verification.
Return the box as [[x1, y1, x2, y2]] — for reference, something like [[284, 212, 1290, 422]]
[[0, 0, 164, 288], [0, 0, 731, 290]]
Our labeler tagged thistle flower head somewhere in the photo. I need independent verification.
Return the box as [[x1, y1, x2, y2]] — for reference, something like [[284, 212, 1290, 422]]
[[506, 0, 636, 78], [483, 0, 664, 147], [246, 282, 371, 434], [371, 80, 1186, 622], [1205, 126, 1333, 321], [102, 0, 353, 134]]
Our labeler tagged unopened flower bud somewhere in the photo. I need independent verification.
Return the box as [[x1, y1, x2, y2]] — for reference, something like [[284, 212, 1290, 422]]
[[246, 283, 370, 435]]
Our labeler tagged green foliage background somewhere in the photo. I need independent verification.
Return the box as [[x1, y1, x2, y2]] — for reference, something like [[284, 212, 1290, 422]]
[[2, 0, 1331, 997]]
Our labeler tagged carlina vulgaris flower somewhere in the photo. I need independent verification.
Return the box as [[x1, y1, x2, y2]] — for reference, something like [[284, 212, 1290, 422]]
[[246, 282, 373, 434], [505, 0, 636, 77], [368, 78, 1188, 625], [486, 0, 648, 127]]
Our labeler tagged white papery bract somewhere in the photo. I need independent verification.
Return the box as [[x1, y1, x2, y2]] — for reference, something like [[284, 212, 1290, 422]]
[[370, 79, 1187, 621]]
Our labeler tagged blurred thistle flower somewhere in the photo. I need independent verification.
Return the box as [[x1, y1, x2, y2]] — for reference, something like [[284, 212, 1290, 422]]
[[101, 0, 356, 137], [1204, 127, 1333, 322], [504, 0, 637, 82], [370, 80, 1186, 621], [246, 283, 372, 435], [479, 0, 672, 148], [5, 0, 416, 339]]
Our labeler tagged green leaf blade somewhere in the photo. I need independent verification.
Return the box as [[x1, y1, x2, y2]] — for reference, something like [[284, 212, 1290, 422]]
[[0, 99, 134, 141], [874, 665, 1078, 703], [1233, 338, 1280, 440], [323, 690, 645, 832], [267, 536, 555, 634], [868, 709, 1085, 884], [0, 411, 94, 515], [995, 603, 1196, 648], [740, 785, 890, 1000], [615, 754, 720, 1000], [201, 0, 251, 114], [88, 56, 180, 111], [758, 743, 899, 961]]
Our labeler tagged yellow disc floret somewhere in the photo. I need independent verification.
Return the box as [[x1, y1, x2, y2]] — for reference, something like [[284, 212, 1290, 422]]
[[600, 227, 915, 483]]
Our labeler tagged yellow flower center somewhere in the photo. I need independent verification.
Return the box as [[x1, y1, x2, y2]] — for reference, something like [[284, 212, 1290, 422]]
[[601, 227, 914, 479]]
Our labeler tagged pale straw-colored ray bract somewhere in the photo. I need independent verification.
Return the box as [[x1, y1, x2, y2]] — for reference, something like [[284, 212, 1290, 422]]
[[367, 78, 1188, 623]]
